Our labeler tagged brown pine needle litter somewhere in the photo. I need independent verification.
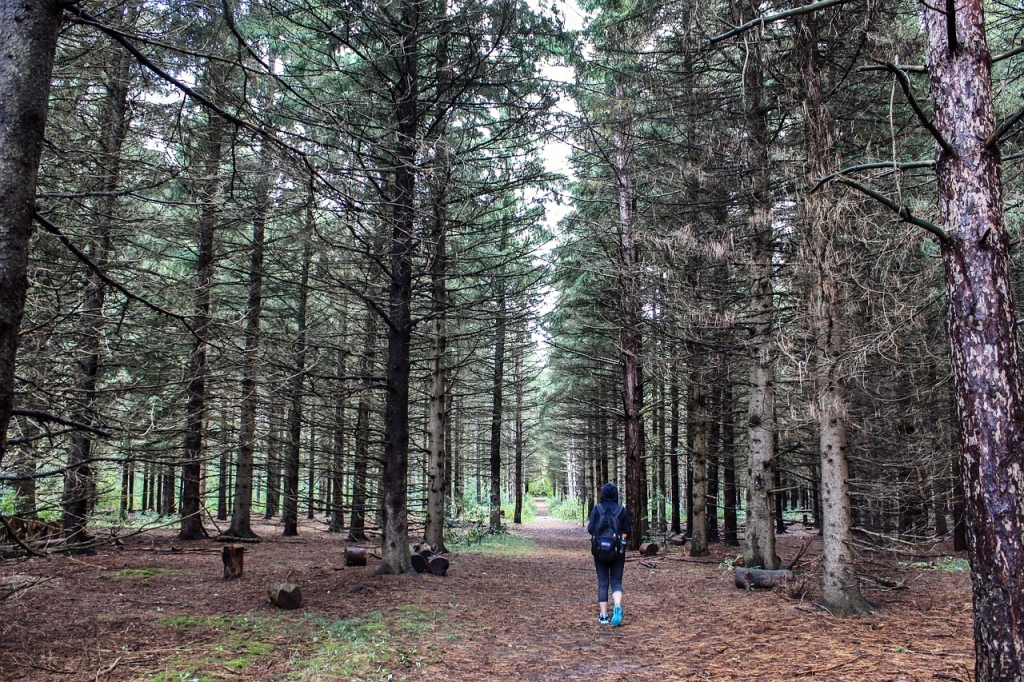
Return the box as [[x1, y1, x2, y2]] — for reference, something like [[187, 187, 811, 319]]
[[0, 516, 973, 681]]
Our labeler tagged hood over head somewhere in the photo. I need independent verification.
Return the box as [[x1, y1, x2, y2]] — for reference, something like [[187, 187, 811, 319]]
[[600, 482, 619, 503]]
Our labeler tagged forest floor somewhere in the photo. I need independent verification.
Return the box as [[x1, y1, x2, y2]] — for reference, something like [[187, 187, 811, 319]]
[[0, 503, 975, 681]]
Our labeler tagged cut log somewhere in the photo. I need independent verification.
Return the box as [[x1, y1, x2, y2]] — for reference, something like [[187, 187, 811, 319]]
[[734, 567, 794, 589], [667, 534, 686, 546], [639, 542, 659, 556], [411, 553, 429, 573], [222, 544, 244, 580], [427, 555, 449, 576], [267, 581, 302, 609], [412, 542, 433, 557], [345, 546, 367, 567]]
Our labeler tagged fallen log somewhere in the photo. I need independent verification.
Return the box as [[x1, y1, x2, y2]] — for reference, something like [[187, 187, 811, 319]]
[[345, 546, 367, 567], [639, 542, 659, 556], [667, 534, 686, 546], [267, 581, 302, 609], [214, 534, 260, 543], [411, 553, 429, 573], [222, 544, 245, 580], [427, 555, 449, 576], [735, 567, 794, 589]]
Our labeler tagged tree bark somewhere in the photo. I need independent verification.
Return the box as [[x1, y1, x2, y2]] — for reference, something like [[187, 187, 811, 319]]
[[669, 359, 681, 534], [328, 344, 347, 533], [0, 1, 62, 468], [488, 225, 507, 533], [282, 205, 313, 537], [797, 11, 872, 615], [613, 81, 644, 552], [741, 15, 780, 573], [922, 3, 1024, 677], [513, 333, 525, 525], [689, 378, 709, 557], [722, 379, 738, 546], [227, 128, 274, 540], [377, 0, 421, 575], [349, 303, 375, 542], [63, 11, 134, 545], [180, 57, 230, 542]]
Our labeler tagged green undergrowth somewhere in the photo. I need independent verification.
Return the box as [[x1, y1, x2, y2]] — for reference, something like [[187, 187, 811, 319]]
[[453, 532, 535, 556], [152, 605, 442, 681]]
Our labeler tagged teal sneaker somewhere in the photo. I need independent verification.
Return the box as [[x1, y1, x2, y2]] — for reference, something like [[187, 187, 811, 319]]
[[611, 604, 622, 627], [598, 613, 610, 625]]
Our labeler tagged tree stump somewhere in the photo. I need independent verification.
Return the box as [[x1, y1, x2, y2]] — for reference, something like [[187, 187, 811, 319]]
[[734, 567, 794, 589], [411, 553, 429, 573], [346, 546, 367, 567], [427, 555, 449, 576], [222, 544, 244, 580], [267, 581, 302, 609], [639, 542, 659, 556]]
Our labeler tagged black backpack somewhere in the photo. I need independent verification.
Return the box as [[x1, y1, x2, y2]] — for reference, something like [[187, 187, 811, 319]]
[[591, 504, 623, 563]]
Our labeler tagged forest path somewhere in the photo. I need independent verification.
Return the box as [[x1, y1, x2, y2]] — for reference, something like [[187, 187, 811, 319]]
[[414, 516, 975, 681], [0, 516, 974, 681]]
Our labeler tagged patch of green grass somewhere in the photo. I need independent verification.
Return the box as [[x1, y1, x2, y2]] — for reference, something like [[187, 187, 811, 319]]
[[897, 556, 971, 573], [291, 606, 440, 680], [106, 568, 189, 580], [153, 614, 278, 680], [152, 606, 441, 681], [935, 556, 970, 573], [453, 532, 535, 556]]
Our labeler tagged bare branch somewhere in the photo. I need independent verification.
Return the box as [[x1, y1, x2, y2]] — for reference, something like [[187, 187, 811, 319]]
[[856, 64, 927, 74], [881, 62, 954, 157], [11, 407, 113, 438], [31, 208, 196, 334], [834, 175, 948, 242], [994, 45, 1024, 63], [709, 0, 857, 43], [810, 160, 935, 193], [986, 104, 1024, 150]]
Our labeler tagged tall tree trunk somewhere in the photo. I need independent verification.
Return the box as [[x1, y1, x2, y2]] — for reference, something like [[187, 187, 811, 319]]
[[722, 379, 738, 546], [377, 0, 421, 575], [689, 377, 709, 557], [0, 1, 61, 468], [797, 12, 871, 615], [307, 423, 316, 519], [227, 132, 273, 539], [669, 359, 681, 534], [741, 16, 779, 572], [264, 402, 281, 519], [349, 300, 376, 541], [424, 177, 448, 551], [282, 207, 313, 537], [614, 81, 644, 551], [513, 337, 525, 524], [329, 344, 347, 533], [180, 60, 229, 541], [921, 3, 1024, 677], [62, 13, 134, 545], [488, 226, 507, 532]]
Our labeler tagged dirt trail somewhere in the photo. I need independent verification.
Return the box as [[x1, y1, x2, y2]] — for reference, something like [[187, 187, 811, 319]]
[[0, 515, 975, 681]]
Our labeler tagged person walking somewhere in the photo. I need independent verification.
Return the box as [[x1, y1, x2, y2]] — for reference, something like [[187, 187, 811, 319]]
[[587, 482, 632, 626]]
